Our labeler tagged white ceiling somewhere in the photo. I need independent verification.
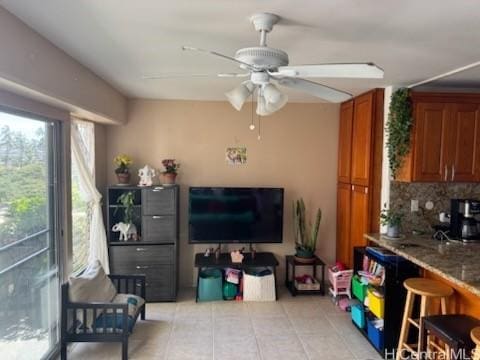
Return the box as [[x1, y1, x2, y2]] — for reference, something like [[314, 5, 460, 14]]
[[2, 0, 480, 101]]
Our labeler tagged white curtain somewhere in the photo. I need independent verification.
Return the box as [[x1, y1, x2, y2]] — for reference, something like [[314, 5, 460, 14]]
[[71, 120, 110, 273]]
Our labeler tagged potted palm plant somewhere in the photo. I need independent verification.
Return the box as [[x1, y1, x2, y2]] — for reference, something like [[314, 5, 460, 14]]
[[293, 198, 322, 263], [380, 207, 404, 238]]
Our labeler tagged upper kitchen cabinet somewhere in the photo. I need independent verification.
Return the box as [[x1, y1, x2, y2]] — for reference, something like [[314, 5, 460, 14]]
[[337, 100, 354, 183], [396, 93, 480, 182], [350, 92, 374, 186]]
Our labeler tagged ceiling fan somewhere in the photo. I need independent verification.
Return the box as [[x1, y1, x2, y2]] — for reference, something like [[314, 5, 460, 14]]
[[145, 13, 384, 115]]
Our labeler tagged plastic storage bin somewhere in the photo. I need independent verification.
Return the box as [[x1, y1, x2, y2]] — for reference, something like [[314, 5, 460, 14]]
[[198, 269, 223, 302], [367, 287, 385, 319], [351, 304, 366, 329], [243, 270, 276, 301], [367, 315, 384, 351], [352, 275, 368, 302]]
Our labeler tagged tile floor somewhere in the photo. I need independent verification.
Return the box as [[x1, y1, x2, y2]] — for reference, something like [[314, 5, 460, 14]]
[[68, 287, 383, 360]]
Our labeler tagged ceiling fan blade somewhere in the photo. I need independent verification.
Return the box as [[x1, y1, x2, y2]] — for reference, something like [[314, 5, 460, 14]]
[[143, 73, 249, 80], [276, 77, 352, 102], [273, 63, 384, 79], [182, 46, 256, 70]]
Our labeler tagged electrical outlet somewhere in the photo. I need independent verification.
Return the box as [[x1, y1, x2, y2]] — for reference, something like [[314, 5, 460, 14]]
[[411, 199, 419, 212]]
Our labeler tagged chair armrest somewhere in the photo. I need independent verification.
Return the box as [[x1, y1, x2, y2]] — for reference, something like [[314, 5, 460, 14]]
[[108, 274, 146, 299]]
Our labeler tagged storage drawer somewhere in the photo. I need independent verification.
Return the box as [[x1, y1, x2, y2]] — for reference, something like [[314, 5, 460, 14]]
[[367, 287, 385, 319], [351, 304, 366, 329], [142, 187, 176, 215], [142, 215, 177, 243], [109, 244, 174, 267], [145, 265, 175, 302], [352, 275, 368, 302]]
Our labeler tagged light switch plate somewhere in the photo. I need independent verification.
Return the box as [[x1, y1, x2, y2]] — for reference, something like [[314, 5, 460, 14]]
[[411, 199, 419, 212]]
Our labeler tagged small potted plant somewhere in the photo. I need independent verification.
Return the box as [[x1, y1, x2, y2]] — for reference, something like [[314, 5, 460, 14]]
[[293, 198, 322, 263], [380, 206, 404, 238], [161, 159, 180, 185], [114, 154, 133, 185]]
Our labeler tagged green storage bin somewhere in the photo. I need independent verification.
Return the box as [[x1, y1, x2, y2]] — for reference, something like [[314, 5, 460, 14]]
[[223, 282, 238, 300], [198, 269, 223, 302], [352, 275, 367, 302]]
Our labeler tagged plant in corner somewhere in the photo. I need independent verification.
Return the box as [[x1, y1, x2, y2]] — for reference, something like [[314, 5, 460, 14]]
[[293, 198, 322, 263], [161, 159, 180, 185], [380, 205, 404, 239], [114, 154, 133, 185], [387, 88, 413, 179]]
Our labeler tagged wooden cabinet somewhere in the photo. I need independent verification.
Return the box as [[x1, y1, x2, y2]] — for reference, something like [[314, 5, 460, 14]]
[[336, 89, 384, 268], [337, 101, 354, 183], [351, 92, 374, 186], [397, 93, 480, 182], [350, 185, 370, 253], [448, 103, 480, 182], [336, 183, 351, 266]]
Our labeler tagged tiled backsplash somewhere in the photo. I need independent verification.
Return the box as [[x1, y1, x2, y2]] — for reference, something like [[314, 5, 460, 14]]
[[389, 182, 480, 234]]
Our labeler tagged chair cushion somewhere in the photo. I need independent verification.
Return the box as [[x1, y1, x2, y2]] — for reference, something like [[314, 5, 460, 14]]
[[93, 293, 145, 333], [68, 260, 117, 303]]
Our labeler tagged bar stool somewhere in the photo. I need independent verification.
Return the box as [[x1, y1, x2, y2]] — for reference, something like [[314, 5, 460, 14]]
[[396, 278, 453, 360], [472, 327, 480, 360], [421, 315, 480, 360]]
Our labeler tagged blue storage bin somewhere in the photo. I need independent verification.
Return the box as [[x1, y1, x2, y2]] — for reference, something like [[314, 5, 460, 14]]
[[367, 315, 384, 351], [198, 269, 223, 302], [351, 304, 366, 329]]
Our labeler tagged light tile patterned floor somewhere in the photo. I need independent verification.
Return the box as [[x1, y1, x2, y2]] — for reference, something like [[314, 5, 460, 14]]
[[69, 287, 383, 360]]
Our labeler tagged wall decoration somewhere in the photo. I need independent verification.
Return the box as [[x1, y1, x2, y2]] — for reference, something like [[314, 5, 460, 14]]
[[226, 147, 247, 165]]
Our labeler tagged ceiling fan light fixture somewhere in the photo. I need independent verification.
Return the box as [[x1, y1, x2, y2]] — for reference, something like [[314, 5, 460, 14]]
[[263, 83, 282, 104], [256, 94, 273, 116], [266, 92, 288, 113], [225, 81, 254, 111]]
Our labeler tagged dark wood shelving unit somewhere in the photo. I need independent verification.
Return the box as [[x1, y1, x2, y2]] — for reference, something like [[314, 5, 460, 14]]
[[352, 247, 420, 356]]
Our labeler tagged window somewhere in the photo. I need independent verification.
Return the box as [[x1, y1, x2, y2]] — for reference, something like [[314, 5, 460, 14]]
[[71, 120, 95, 273], [0, 110, 61, 359]]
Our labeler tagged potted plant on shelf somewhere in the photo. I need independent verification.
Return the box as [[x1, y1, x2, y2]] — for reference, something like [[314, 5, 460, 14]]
[[161, 159, 180, 185], [112, 191, 138, 241], [380, 206, 404, 238], [293, 198, 322, 264], [114, 154, 133, 185]]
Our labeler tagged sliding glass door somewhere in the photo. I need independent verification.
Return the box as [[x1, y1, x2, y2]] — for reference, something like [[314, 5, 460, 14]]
[[0, 111, 61, 359]]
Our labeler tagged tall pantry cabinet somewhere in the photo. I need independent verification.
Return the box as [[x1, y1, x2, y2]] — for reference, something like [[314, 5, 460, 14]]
[[336, 89, 384, 268]]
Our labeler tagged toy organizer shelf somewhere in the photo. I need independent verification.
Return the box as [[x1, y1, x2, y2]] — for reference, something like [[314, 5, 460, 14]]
[[351, 247, 419, 356]]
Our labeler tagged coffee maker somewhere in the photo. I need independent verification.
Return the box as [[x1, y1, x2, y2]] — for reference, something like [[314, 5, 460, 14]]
[[450, 199, 480, 242]]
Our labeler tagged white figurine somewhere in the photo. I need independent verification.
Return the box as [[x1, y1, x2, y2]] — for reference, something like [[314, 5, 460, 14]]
[[112, 222, 138, 241], [138, 165, 156, 187]]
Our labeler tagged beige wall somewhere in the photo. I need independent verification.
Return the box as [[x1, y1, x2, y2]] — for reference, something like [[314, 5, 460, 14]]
[[105, 99, 339, 286], [0, 6, 127, 124]]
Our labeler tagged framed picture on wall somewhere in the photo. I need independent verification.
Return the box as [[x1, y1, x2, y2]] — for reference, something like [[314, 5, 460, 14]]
[[226, 147, 247, 165]]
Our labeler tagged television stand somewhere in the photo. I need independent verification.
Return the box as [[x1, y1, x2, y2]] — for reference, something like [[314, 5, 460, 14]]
[[194, 251, 279, 302]]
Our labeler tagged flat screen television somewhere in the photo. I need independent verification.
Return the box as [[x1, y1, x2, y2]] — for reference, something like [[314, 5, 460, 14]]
[[188, 187, 284, 243]]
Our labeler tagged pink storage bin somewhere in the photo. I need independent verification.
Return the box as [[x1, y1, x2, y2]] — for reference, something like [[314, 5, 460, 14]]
[[328, 267, 353, 299]]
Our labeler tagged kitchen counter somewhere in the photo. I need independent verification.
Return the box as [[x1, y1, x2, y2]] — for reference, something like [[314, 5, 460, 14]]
[[365, 233, 480, 297]]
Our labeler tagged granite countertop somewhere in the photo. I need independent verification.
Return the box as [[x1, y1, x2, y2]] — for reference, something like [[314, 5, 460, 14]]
[[365, 233, 480, 298]]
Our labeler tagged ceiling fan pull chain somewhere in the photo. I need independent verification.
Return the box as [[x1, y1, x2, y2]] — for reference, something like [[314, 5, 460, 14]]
[[249, 92, 255, 130], [257, 113, 262, 140]]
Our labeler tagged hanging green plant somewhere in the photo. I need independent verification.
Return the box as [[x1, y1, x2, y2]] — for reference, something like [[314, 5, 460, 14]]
[[387, 88, 413, 178]]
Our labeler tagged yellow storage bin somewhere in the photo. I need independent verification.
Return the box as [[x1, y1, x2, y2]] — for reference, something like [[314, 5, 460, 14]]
[[367, 287, 384, 319]]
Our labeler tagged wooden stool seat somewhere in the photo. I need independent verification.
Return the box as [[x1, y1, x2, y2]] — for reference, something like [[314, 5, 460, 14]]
[[396, 278, 453, 360], [472, 327, 480, 360], [404, 278, 454, 298]]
